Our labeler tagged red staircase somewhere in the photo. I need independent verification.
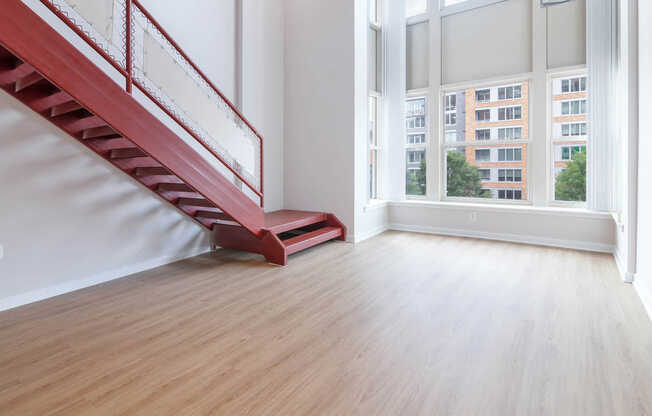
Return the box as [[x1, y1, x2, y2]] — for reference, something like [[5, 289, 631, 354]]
[[0, 0, 345, 266]]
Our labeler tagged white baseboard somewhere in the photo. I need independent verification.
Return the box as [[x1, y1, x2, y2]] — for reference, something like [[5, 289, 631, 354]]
[[634, 277, 652, 323], [388, 223, 615, 253], [348, 223, 389, 243], [0, 245, 212, 312], [613, 249, 635, 283]]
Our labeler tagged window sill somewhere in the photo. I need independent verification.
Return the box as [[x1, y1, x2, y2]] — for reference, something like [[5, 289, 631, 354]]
[[388, 200, 614, 220], [364, 200, 389, 213]]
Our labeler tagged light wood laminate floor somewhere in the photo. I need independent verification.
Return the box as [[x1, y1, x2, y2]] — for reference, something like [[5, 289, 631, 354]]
[[1, 231, 652, 415]]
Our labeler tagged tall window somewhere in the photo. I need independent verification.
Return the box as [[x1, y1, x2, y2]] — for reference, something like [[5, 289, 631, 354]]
[[368, 0, 382, 199], [443, 80, 529, 201], [406, 97, 427, 196], [551, 73, 588, 203]]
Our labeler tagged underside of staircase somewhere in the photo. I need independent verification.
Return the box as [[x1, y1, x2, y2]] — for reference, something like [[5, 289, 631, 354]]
[[0, 0, 345, 266]]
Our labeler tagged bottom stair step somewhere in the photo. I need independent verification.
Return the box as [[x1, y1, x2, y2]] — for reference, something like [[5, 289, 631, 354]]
[[283, 226, 342, 255]]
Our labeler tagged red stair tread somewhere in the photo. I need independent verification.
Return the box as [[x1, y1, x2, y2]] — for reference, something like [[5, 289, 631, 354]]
[[283, 226, 342, 255], [264, 210, 328, 234]]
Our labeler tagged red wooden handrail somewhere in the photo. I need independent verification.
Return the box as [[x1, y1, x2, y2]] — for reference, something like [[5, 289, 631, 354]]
[[37, 0, 264, 207]]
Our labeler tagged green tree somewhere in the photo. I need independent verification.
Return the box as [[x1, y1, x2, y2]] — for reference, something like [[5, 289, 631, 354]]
[[555, 150, 586, 202], [446, 151, 489, 198], [406, 158, 426, 196]]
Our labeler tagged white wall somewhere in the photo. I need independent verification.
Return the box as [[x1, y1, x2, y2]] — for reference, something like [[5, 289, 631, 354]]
[[242, 0, 284, 212], [0, 91, 210, 311], [284, 0, 356, 231], [138, 0, 238, 102], [389, 202, 615, 252], [1, 1, 285, 310]]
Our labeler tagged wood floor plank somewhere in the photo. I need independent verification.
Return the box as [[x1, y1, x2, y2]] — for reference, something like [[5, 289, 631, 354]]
[[0, 231, 651, 415]]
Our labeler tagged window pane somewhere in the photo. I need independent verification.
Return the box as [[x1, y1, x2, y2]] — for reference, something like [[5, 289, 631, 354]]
[[552, 74, 588, 202], [406, 149, 426, 196], [444, 82, 528, 201], [369, 96, 378, 199]]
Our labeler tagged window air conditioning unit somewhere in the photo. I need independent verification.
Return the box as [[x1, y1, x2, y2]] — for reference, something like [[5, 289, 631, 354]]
[[540, 0, 571, 6]]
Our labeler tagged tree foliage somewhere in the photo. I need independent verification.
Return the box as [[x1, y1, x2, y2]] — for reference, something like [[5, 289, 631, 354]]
[[406, 158, 426, 196], [555, 150, 586, 202], [446, 151, 489, 198]]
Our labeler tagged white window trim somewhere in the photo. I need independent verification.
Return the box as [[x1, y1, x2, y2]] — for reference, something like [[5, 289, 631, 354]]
[[439, 0, 508, 17], [497, 84, 523, 101]]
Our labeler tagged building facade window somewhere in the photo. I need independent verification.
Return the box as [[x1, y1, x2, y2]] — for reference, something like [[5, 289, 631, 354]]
[[498, 105, 522, 121], [475, 149, 490, 162], [498, 148, 522, 162], [561, 122, 587, 137], [476, 109, 490, 122], [498, 85, 522, 100], [476, 129, 491, 140], [406, 97, 427, 197], [561, 99, 587, 115], [478, 169, 491, 181], [498, 189, 522, 200], [498, 127, 522, 140], [498, 168, 522, 182], [561, 77, 587, 93], [476, 89, 490, 103]]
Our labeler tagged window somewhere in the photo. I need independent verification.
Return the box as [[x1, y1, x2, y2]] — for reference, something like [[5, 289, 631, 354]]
[[561, 99, 587, 115], [561, 145, 585, 161], [368, 0, 382, 200], [498, 85, 522, 100], [443, 81, 529, 202], [476, 89, 490, 103], [445, 112, 456, 126], [475, 149, 490, 162], [407, 98, 426, 130], [498, 106, 522, 121], [445, 131, 457, 143], [561, 76, 587, 93], [561, 122, 587, 137], [369, 96, 380, 199], [445, 94, 456, 111], [498, 148, 522, 162], [551, 73, 588, 203], [498, 127, 522, 140], [476, 129, 491, 141], [498, 189, 522, 200], [498, 169, 522, 182], [408, 134, 426, 144], [406, 97, 427, 197], [406, 0, 428, 17], [476, 109, 490, 122]]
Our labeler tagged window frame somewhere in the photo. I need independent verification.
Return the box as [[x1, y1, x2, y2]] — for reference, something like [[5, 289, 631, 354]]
[[367, 0, 384, 202]]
